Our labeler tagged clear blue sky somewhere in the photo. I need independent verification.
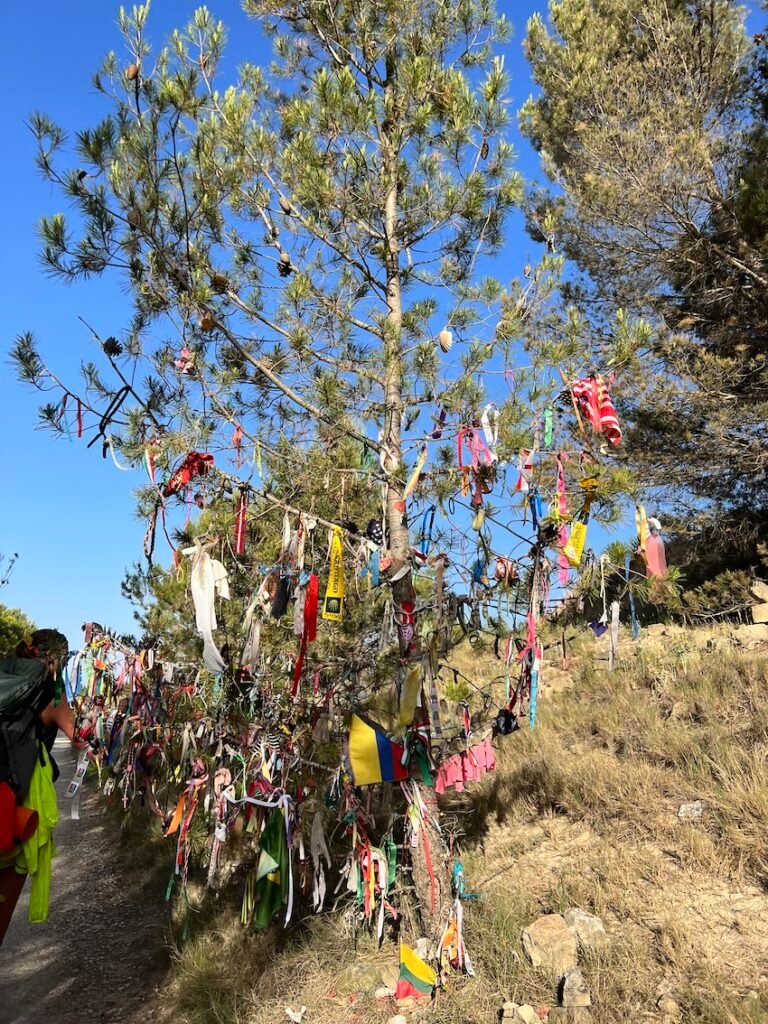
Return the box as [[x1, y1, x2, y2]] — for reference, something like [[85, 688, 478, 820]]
[[1, 1, 762, 648]]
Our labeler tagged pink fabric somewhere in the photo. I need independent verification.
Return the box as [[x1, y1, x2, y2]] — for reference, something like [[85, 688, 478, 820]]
[[645, 533, 667, 577], [435, 737, 497, 794]]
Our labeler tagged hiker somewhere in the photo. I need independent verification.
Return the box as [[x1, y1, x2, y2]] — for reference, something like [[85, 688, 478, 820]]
[[0, 629, 83, 944]]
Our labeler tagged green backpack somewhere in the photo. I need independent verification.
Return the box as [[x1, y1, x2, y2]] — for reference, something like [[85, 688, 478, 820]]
[[0, 658, 50, 801]]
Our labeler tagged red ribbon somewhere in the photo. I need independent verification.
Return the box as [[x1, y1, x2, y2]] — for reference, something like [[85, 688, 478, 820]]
[[232, 424, 243, 468], [76, 399, 83, 439], [305, 574, 318, 642], [234, 490, 248, 554], [291, 574, 319, 696], [163, 452, 214, 497]]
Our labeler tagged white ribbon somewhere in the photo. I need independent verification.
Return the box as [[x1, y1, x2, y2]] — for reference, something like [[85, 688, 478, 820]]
[[188, 548, 229, 674], [481, 403, 499, 462]]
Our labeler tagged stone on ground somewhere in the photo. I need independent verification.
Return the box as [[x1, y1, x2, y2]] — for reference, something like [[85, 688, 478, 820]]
[[500, 1003, 537, 1023], [522, 914, 578, 975], [335, 961, 382, 995], [732, 623, 768, 646], [559, 968, 591, 1008], [657, 994, 682, 1019], [563, 908, 607, 951]]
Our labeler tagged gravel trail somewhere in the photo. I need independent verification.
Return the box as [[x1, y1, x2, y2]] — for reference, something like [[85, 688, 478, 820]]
[[0, 740, 170, 1024]]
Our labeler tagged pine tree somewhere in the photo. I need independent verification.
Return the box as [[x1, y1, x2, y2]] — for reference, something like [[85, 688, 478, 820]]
[[12, 1, 618, 938], [520, 0, 768, 563], [12, 0, 638, 942]]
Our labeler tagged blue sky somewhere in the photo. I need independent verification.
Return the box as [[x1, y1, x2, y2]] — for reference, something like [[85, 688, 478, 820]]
[[1, 1, 762, 648]]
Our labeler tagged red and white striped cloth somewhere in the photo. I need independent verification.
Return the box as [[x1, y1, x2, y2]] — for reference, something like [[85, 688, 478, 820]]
[[571, 375, 622, 446]]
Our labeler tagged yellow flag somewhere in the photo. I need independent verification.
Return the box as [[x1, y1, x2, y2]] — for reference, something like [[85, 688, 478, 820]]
[[563, 521, 587, 567], [322, 526, 345, 621], [635, 504, 649, 556]]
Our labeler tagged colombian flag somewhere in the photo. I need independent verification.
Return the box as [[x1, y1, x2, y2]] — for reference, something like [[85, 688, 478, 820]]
[[395, 944, 436, 1000], [348, 714, 409, 787]]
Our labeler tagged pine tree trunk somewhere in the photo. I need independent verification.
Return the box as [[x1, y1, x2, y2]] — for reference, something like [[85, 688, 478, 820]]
[[381, 59, 451, 943]]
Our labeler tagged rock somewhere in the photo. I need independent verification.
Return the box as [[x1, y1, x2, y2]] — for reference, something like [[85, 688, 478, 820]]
[[563, 909, 607, 951], [335, 962, 383, 995], [677, 800, 703, 820], [751, 581, 768, 603], [752, 602, 768, 624], [375, 987, 396, 1000], [732, 623, 768, 647], [501, 1005, 537, 1023], [657, 995, 681, 1019], [522, 914, 578, 976], [388, 1016, 408, 1024], [559, 969, 591, 1008], [667, 700, 687, 720], [379, 963, 400, 990], [645, 623, 669, 636]]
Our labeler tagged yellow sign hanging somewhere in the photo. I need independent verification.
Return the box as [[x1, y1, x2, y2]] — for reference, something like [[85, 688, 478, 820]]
[[322, 526, 345, 622]]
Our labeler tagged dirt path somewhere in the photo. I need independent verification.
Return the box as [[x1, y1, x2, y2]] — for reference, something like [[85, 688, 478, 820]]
[[0, 740, 170, 1024]]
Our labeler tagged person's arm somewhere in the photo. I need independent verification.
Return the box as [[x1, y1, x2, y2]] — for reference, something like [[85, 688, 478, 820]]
[[38, 700, 86, 746]]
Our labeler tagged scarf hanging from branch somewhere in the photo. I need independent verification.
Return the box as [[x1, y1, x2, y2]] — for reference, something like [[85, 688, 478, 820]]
[[480, 404, 499, 462], [515, 448, 534, 493], [555, 453, 570, 584], [292, 574, 318, 696], [571, 375, 622, 446], [431, 406, 447, 440], [543, 407, 554, 448], [232, 424, 244, 468], [403, 446, 428, 500], [635, 504, 649, 556], [322, 527, 344, 622], [457, 426, 492, 472], [234, 490, 248, 555]]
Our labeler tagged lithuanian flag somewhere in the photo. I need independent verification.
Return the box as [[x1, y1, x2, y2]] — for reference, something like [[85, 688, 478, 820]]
[[348, 714, 409, 787], [395, 944, 436, 1000]]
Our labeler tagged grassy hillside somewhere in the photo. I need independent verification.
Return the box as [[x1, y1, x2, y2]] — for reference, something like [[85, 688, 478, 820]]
[[151, 627, 768, 1024]]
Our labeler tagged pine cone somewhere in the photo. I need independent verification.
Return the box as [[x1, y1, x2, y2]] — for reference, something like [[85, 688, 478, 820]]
[[210, 272, 230, 294], [126, 63, 140, 81], [102, 337, 123, 357], [278, 251, 292, 277]]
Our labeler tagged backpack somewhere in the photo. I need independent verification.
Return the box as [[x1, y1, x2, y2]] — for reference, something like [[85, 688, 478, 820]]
[[0, 658, 50, 801]]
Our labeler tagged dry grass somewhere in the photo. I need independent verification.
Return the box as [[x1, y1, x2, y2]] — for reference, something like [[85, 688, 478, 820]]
[[153, 633, 768, 1024]]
